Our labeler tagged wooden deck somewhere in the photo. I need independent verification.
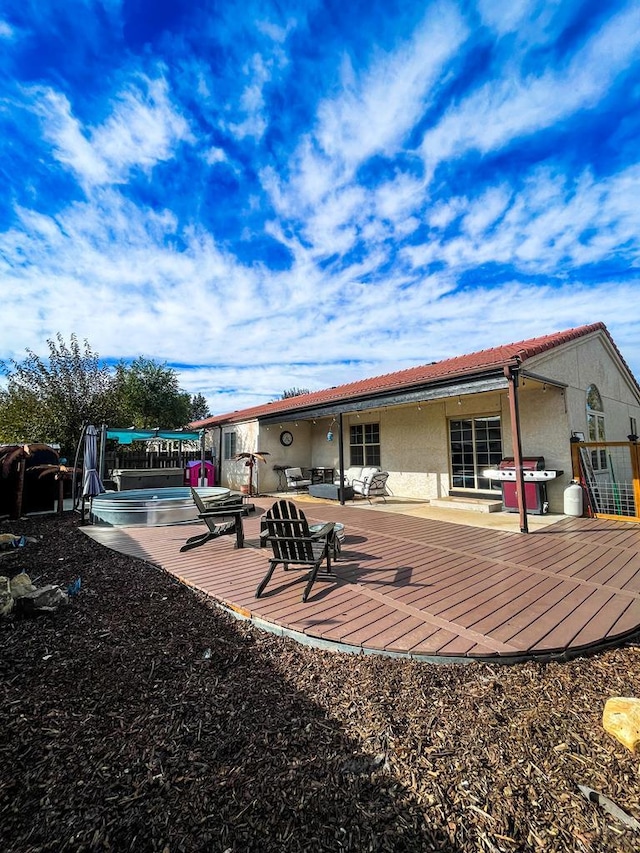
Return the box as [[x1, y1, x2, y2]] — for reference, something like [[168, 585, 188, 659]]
[[83, 501, 640, 662]]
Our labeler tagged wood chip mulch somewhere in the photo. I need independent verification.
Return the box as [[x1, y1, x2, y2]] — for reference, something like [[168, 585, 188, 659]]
[[1, 513, 639, 852]]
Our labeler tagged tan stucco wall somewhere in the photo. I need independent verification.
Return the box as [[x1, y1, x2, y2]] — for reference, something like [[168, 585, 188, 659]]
[[260, 422, 312, 492], [527, 333, 640, 441], [212, 420, 314, 493], [218, 421, 259, 491]]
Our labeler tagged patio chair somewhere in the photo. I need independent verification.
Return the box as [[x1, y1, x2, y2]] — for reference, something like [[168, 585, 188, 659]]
[[180, 488, 245, 552], [285, 467, 313, 492], [351, 471, 389, 503], [256, 500, 335, 602]]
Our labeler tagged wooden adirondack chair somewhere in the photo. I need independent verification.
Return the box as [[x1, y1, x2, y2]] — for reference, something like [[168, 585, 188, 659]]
[[180, 488, 245, 552], [256, 500, 335, 602]]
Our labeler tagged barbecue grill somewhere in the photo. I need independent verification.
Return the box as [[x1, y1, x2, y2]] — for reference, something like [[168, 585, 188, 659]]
[[483, 457, 563, 515]]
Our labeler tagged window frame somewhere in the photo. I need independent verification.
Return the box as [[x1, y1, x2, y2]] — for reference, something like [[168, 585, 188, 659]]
[[448, 414, 503, 493], [349, 422, 381, 467], [223, 431, 237, 461], [586, 384, 607, 470]]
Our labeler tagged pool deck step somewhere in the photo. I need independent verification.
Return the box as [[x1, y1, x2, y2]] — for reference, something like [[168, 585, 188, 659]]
[[429, 496, 503, 513]]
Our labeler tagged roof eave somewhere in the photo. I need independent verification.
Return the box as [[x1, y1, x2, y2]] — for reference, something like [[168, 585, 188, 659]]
[[200, 364, 517, 428]]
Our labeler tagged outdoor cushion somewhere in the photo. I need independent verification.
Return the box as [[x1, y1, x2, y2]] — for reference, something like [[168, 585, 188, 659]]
[[352, 471, 389, 502], [333, 466, 380, 486], [285, 467, 312, 490]]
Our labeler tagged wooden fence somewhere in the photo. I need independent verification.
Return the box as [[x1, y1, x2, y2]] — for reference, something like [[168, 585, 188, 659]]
[[103, 449, 213, 473]]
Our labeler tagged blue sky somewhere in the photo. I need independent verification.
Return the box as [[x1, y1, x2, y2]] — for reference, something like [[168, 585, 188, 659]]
[[1, 0, 639, 414]]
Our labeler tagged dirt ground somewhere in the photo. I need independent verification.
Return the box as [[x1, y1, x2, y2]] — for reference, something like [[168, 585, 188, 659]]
[[1, 512, 639, 852]]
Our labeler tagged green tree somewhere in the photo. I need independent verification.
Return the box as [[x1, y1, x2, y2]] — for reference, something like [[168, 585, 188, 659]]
[[117, 357, 191, 428], [189, 393, 210, 421], [0, 334, 119, 455]]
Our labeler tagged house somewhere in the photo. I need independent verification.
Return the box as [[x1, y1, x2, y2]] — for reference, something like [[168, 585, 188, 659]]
[[191, 323, 640, 516]]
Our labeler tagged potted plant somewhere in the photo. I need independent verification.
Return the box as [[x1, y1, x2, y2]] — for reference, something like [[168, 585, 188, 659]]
[[234, 451, 269, 496]]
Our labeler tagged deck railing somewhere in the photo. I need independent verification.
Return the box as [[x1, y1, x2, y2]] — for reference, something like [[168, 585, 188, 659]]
[[571, 440, 640, 523]]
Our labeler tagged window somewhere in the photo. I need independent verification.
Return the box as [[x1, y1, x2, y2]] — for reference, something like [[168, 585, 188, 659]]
[[350, 423, 380, 467], [449, 416, 502, 492], [223, 431, 237, 461], [586, 384, 607, 470]]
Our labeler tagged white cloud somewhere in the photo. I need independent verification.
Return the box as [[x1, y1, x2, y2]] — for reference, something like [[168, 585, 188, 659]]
[[477, 0, 563, 38], [264, 1, 467, 249], [255, 18, 297, 44], [0, 19, 15, 38], [226, 51, 283, 141], [2, 173, 638, 414], [404, 163, 640, 276], [313, 4, 468, 174], [29, 76, 192, 189], [461, 186, 512, 237], [204, 146, 227, 165], [421, 3, 640, 174], [92, 77, 192, 176]]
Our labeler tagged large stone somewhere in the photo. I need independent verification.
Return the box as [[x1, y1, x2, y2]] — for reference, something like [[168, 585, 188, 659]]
[[0, 533, 22, 550], [19, 585, 69, 614], [0, 577, 14, 617], [603, 696, 640, 753], [10, 572, 36, 598]]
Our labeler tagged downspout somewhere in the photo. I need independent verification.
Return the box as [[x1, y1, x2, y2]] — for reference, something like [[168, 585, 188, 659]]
[[199, 430, 206, 487], [338, 413, 346, 505], [217, 427, 223, 487], [503, 363, 528, 534]]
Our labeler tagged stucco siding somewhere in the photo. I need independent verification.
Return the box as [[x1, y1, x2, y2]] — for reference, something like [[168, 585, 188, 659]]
[[527, 333, 640, 441]]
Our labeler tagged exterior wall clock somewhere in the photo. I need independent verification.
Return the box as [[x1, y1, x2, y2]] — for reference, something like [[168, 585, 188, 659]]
[[280, 430, 294, 446]]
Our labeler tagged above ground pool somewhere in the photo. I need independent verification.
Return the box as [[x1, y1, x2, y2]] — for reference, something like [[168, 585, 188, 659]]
[[91, 486, 230, 527]]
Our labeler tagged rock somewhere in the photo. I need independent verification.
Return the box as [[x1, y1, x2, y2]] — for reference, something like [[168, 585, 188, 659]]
[[10, 572, 37, 598], [19, 585, 69, 614], [0, 533, 23, 550], [602, 696, 640, 753], [0, 576, 14, 617]]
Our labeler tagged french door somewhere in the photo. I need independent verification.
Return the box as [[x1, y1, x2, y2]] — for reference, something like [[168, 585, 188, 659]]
[[449, 416, 502, 492]]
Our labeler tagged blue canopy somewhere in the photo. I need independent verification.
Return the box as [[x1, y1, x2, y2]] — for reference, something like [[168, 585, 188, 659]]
[[106, 428, 202, 445]]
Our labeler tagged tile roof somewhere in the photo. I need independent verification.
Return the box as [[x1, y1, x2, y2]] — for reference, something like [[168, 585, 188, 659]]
[[191, 322, 629, 427]]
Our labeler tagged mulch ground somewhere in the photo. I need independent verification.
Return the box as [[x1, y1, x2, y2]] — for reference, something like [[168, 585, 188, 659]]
[[1, 513, 640, 853]]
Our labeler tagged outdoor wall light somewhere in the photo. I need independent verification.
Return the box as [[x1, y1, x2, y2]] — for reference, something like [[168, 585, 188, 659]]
[[457, 396, 462, 406]]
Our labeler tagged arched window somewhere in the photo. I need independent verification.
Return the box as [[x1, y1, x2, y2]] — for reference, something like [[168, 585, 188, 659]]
[[586, 384, 606, 470]]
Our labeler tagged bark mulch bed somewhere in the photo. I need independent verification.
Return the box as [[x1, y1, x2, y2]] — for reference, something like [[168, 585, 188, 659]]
[[1, 513, 639, 852]]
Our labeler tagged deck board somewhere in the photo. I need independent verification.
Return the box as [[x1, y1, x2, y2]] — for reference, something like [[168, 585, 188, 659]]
[[83, 502, 640, 661]]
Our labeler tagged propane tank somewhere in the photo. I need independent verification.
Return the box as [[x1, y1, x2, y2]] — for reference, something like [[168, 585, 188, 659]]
[[564, 480, 583, 517]]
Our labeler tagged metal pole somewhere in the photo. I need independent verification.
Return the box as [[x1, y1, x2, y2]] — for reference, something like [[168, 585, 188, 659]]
[[338, 413, 346, 505], [504, 365, 528, 533], [98, 423, 107, 484]]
